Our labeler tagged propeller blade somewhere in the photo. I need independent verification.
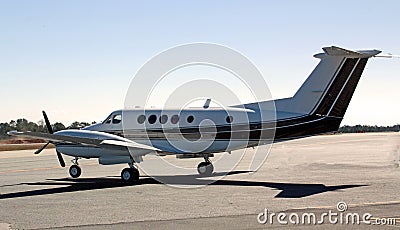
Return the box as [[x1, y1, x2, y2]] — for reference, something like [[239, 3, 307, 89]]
[[34, 141, 50, 155], [42, 111, 64, 167], [56, 150, 66, 167], [42, 111, 53, 134]]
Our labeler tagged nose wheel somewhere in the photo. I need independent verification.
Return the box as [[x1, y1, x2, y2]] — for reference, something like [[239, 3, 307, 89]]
[[69, 165, 82, 178], [197, 158, 214, 176]]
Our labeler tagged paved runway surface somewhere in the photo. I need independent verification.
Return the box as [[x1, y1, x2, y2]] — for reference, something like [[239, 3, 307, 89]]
[[1, 133, 399, 229]]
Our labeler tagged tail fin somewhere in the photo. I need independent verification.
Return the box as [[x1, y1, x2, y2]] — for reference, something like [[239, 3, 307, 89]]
[[274, 46, 381, 117]]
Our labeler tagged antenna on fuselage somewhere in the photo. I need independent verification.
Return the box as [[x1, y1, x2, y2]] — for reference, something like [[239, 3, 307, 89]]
[[203, 98, 211, 109]]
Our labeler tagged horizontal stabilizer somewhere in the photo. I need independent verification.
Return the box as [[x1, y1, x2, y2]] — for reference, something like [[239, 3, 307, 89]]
[[323, 46, 362, 56], [314, 46, 381, 59]]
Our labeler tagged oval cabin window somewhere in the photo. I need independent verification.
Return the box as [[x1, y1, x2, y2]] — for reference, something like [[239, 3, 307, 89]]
[[226, 116, 233, 123], [137, 115, 146, 124], [187, 115, 194, 123], [159, 115, 168, 124], [171, 115, 179, 124], [148, 114, 157, 124]]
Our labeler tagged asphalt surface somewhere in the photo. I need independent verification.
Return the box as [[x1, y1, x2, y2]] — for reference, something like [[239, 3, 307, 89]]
[[0, 132, 399, 229]]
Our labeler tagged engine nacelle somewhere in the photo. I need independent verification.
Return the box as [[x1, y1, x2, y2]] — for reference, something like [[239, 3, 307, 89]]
[[56, 145, 130, 158]]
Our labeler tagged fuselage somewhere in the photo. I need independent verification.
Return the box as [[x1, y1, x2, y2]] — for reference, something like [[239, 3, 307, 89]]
[[85, 107, 268, 154], [82, 106, 340, 155]]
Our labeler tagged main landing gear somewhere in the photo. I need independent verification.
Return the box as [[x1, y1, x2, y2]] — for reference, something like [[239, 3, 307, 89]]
[[69, 157, 81, 178], [121, 162, 139, 183], [197, 157, 214, 176]]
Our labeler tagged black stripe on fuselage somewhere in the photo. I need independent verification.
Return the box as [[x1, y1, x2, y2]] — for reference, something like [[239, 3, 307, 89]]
[[105, 114, 342, 144]]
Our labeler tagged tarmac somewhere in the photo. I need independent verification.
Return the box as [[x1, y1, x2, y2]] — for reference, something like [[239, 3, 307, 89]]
[[0, 132, 399, 229]]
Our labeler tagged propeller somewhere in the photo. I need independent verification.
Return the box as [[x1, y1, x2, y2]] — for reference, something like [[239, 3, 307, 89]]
[[56, 150, 66, 167], [34, 111, 65, 167], [34, 142, 50, 155], [42, 111, 54, 134]]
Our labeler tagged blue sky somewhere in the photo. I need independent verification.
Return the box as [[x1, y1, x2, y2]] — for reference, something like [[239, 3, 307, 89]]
[[1, 0, 399, 125]]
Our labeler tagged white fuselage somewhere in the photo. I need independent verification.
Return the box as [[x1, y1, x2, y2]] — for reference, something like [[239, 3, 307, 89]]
[[83, 107, 273, 154]]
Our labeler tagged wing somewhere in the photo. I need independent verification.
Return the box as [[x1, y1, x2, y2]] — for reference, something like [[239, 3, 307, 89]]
[[7, 130, 160, 152]]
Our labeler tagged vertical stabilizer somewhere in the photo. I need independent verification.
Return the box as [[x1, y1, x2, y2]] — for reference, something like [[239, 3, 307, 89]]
[[274, 46, 381, 117]]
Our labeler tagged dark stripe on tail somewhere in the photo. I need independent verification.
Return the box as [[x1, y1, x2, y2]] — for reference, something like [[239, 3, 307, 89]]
[[313, 58, 359, 116], [328, 58, 368, 117]]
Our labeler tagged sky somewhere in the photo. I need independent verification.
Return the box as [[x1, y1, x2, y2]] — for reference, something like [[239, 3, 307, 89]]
[[0, 0, 399, 126]]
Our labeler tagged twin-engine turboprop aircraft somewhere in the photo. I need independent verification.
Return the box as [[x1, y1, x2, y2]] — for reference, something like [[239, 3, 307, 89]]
[[9, 46, 382, 182]]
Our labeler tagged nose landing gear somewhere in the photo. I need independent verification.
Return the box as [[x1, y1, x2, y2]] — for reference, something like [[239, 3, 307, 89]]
[[69, 157, 81, 178], [69, 165, 81, 178]]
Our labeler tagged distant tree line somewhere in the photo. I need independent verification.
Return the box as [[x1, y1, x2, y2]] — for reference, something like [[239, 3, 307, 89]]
[[338, 124, 399, 133], [0, 119, 96, 139]]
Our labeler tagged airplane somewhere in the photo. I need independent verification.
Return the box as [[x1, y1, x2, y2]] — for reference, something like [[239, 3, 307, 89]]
[[8, 46, 383, 183]]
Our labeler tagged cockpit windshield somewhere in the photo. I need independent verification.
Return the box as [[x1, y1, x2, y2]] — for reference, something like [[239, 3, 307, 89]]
[[103, 113, 122, 124]]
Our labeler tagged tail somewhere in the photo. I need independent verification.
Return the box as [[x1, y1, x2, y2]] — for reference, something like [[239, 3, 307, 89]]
[[242, 46, 381, 118], [276, 46, 381, 118], [233, 46, 382, 141], [239, 46, 381, 139]]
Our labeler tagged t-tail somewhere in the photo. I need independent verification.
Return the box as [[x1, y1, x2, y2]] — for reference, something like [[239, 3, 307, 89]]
[[242, 46, 381, 141], [277, 46, 381, 117]]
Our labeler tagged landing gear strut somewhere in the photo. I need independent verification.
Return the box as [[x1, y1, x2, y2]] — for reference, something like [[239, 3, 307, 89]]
[[121, 161, 139, 183], [197, 157, 214, 176]]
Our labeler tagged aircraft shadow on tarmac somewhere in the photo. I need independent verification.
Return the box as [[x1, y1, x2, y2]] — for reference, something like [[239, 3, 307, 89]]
[[0, 171, 366, 200]]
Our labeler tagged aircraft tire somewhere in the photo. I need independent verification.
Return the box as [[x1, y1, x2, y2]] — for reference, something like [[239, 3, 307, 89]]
[[197, 161, 213, 176], [69, 165, 82, 178], [121, 168, 139, 183]]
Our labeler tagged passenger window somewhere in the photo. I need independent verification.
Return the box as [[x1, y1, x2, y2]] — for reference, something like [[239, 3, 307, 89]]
[[226, 116, 233, 123], [171, 115, 179, 124], [159, 115, 168, 124], [137, 115, 146, 124], [187, 115, 194, 123], [112, 114, 122, 124], [148, 114, 157, 124]]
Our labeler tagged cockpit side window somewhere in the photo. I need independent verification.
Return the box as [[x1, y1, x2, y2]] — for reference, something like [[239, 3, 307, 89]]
[[112, 114, 122, 124]]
